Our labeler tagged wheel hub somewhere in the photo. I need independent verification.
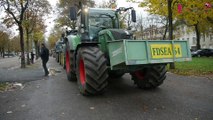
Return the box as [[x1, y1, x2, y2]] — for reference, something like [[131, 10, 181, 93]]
[[134, 71, 145, 80], [66, 51, 70, 73], [79, 59, 86, 85]]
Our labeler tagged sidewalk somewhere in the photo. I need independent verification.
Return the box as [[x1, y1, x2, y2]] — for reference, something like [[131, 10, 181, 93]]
[[0, 57, 60, 82]]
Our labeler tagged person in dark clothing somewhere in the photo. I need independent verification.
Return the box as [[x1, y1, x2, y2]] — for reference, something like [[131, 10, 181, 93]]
[[31, 52, 35, 64], [40, 43, 49, 76]]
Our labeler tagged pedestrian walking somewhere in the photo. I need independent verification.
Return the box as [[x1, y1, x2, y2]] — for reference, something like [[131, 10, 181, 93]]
[[31, 52, 35, 64], [40, 43, 49, 76]]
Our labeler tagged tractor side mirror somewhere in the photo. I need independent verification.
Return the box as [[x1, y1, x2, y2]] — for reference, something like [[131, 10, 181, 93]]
[[70, 7, 77, 20], [131, 9, 136, 22]]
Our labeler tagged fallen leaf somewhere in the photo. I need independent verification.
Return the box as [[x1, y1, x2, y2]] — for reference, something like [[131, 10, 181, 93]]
[[7, 111, 13, 114], [21, 104, 26, 107], [143, 105, 148, 112]]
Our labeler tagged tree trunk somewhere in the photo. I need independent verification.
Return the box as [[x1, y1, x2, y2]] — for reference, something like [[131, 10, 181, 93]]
[[207, 17, 213, 24], [140, 24, 143, 39], [7, 42, 10, 58], [26, 29, 30, 65], [0, 47, 2, 57], [34, 41, 39, 59], [19, 25, 26, 68], [195, 24, 201, 50], [3, 48, 5, 58], [168, 0, 175, 69], [37, 43, 40, 59], [163, 19, 168, 40]]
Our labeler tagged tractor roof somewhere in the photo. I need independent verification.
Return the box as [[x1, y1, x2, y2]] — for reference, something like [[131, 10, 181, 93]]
[[89, 8, 116, 15]]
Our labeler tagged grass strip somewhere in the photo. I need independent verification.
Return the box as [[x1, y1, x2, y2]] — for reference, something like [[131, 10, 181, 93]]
[[168, 57, 213, 76]]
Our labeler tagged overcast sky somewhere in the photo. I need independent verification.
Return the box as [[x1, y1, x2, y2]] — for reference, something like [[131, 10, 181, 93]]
[[45, 0, 147, 38], [0, 0, 147, 38]]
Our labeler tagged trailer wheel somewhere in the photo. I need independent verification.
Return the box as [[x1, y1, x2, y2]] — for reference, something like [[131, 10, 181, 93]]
[[131, 65, 167, 89], [65, 43, 76, 81], [76, 47, 108, 95]]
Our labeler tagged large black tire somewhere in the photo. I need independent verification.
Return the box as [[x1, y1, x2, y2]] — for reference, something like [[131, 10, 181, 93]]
[[131, 65, 167, 89], [76, 46, 108, 95], [65, 43, 77, 81]]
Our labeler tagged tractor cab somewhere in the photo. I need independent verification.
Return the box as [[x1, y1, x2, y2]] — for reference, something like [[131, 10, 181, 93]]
[[70, 6, 136, 42], [87, 8, 119, 41]]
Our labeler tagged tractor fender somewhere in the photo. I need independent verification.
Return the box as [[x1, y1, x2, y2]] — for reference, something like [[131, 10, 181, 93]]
[[74, 43, 99, 63], [65, 34, 81, 51]]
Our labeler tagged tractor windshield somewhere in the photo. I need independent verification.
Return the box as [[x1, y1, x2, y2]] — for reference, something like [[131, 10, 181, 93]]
[[88, 9, 118, 40]]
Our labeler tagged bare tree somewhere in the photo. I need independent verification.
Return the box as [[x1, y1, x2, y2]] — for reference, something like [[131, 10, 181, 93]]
[[56, 0, 95, 29], [24, 0, 51, 65], [1, 0, 30, 68], [0, 31, 9, 57]]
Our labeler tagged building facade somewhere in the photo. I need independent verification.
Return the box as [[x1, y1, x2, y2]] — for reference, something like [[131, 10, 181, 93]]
[[175, 25, 213, 50], [141, 24, 213, 50]]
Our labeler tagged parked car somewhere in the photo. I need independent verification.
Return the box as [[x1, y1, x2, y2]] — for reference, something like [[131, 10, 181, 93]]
[[191, 49, 213, 57], [4, 53, 16, 57]]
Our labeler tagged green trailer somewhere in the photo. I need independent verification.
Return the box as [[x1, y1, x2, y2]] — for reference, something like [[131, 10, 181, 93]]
[[63, 4, 191, 95], [108, 40, 191, 70]]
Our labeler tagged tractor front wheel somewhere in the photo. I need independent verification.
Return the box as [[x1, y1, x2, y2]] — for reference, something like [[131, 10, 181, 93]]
[[131, 65, 167, 89], [76, 46, 108, 95]]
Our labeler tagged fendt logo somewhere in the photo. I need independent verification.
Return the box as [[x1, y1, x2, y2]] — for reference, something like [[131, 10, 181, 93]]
[[151, 44, 182, 58]]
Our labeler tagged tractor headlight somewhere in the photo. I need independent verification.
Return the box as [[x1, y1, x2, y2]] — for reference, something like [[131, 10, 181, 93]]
[[84, 8, 88, 13]]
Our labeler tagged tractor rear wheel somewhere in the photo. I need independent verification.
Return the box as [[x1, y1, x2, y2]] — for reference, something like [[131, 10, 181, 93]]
[[65, 43, 76, 81], [131, 65, 167, 89], [76, 46, 108, 95]]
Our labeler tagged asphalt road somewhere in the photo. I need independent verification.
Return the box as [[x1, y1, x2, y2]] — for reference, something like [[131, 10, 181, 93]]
[[0, 57, 212, 120], [0, 56, 20, 69], [0, 56, 44, 82]]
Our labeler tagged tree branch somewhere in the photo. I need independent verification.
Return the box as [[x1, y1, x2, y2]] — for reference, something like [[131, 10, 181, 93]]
[[14, 0, 21, 12], [207, 17, 213, 24], [4, 0, 20, 24], [20, 0, 29, 22]]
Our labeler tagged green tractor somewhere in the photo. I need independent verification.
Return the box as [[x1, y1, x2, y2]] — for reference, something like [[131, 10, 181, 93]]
[[64, 5, 191, 95], [55, 40, 63, 63], [55, 38, 66, 69]]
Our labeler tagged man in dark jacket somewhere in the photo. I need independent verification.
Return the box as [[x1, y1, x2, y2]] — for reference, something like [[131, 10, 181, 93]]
[[40, 43, 49, 76], [31, 52, 35, 64]]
